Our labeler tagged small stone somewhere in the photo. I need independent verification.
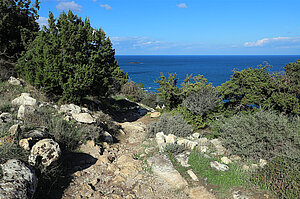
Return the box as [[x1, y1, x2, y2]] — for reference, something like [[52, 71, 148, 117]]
[[186, 140, 198, 150], [221, 156, 232, 164], [64, 115, 72, 121], [242, 165, 249, 171], [0, 112, 12, 123], [198, 146, 208, 153], [198, 137, 209, 146], [119, 129, 126, 135], [177, 138, 189, 146], [73, 113, 96, 124], [60, 104, 81, 114], [150, 111, 161, 118], [12, 93, 37, 106], [19, 138, 32, 150], [155, 132, 166, 150], [259, 159, 267, 168], [175, 152, 191, 167], [187, 169, 199, 181], [102, 131, 113, 142], [8, 76, 21, 85], [210, 161, 229, 171], [192, 133, 200, 139], [144, 147, 155, 155], [165, 134, 176, 144], [17, 105, 36, 119], [9, 124, 21, 136]]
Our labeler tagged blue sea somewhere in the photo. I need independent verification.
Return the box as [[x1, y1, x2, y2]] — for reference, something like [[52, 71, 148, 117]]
[[115, 55, 300, 92]]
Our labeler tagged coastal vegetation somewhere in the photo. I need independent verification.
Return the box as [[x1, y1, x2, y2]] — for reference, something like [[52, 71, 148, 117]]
[[0, 1, 299, 198]]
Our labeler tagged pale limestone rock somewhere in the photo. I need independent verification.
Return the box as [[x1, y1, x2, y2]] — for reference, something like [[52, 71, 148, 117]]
[[150, 111, 161, 118], [259, 159, 267, 168], [102, 131, 113, 142], [221, 156, 232, 164], [147, 154, 188, 189], [0, 112, 12, 123], [72, 113, 96, 124], [8, 76, 21, 85], [19, 138, 32, 151], [210, 161, 229, 171], [9, 124, 21, 136], [198, 145, 208, 153], [59, 104, 81, 114], [12, 93, 37, 106], [0, 159, 37, 199], [155, 132, 166, 150], [186, 140, 198, 150], [230, 155, 242, 161], [198, 137, 209, 146], [242, 165, 249, 171], [192, 132, 200, 139], [29, 139, 61, 167], [210, 139, 226, 155], [187, 169, 199, 181], [165, 134, 176, 144], [17, 105, 36, 119], [175, 152, 191, 167], [233, 190, 249, 199], [177, 138, 189, 146]]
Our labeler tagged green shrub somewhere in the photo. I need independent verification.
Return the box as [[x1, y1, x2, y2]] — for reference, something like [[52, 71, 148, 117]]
[[252, 156, 299, 199], [0, 142, 28, 164], [17, 10, 127, 103], [182, 86, 219, 116], [163, 143, 185, 155], [147, 113, 192, 137], [212, 110, 300, 161]]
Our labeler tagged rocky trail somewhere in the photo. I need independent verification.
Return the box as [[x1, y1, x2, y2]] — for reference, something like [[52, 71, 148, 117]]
[[60, 116, 216, 199]]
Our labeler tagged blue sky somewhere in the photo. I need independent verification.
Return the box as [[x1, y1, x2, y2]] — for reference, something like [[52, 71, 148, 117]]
[[37, 0, 300, 55]]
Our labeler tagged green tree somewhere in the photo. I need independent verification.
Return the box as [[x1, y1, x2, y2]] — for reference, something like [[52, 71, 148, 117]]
[[17, 10, 127, 103], [0, 0, 39, 60]]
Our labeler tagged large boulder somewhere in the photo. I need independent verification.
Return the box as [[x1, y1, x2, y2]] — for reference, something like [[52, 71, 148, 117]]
[[12, 93, 37, 106], [0, 159, 37, 199], [17, 105, 36, 119], [8, 76, 21, 86], [28, 139, 61, 167], [147, 154, 188, 189], [72, 113, 96, 124]]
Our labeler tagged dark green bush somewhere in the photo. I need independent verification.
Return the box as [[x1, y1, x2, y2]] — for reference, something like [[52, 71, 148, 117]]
[[212, 110, 299, 161], [147, 113, 192, 137], [182, 86, 219, 116], [17, 10, 127, 103], [252, 156, 299, 199], [163, 143, 185, 155]]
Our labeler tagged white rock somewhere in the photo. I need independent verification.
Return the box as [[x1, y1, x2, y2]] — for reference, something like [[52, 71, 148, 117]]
[[102, 131, 113, 142], [29, 139, 61, 167], [165, 134, 176, 144], [186, 140, 198, 150], [210, 139, 226, 155], [9, 124, 21, 136], [198, 146, 208, 153], [8, 76, 21, 86], [187, 169, 199, 181], [175, 152, 191, 167], [230, 155, 242, 161], [221, 157, 232, 164], [0, 159, 37, 199], [19, 138, 32, 151], [60, 104, 81, 114], [17, 105, 36, 119], [233, 190, 249, 199], [155, 132, 166, 150], [259, 159, 267, 168], [242, 165, 249, 171], [198, 137, 209, 146], [147, 154, 188, 189], [12, 93, 37, 106], [192, 133, 200, 139], [72, 113, 96, 124], [177, 138, 189, 146], [210, 161, 229, 171], [0, 112, 12, 123]]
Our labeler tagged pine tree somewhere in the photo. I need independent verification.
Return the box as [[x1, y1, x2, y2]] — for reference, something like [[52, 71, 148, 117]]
[[17, 10, 127, 103]]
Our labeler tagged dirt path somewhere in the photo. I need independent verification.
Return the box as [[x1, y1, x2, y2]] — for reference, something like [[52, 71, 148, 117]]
[[61, 116, 215, 199]]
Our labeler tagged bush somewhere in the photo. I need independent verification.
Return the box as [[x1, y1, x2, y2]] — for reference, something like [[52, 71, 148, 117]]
[[17, 10, 127, 103], [163, 143, 185, 155], [182, 86, 219, 116], [0, 142, 28, 165], [212, 110, 300, 161], [147, 113, 192, 137], [252, 156, 299, 199]]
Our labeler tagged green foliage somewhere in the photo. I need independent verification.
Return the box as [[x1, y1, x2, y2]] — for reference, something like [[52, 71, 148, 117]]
[[182, 85, 220, 116], [252, 156, 299, 199], [0, 142, 28, 164], [189, 151, 249, 194], [284, 59, 300, 96], [0, 0, 39, 60], [218, 64, 300, 116], [212, 110, 300, 161], [17, 10, 127, 103], [147, 113, 192, 138], [163, 143, 185, 155]]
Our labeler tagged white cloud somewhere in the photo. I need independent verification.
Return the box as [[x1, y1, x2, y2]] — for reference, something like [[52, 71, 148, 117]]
[[37, 17, 48, 28], [100, 4, 112, 10], [56, 1, 82, 13], [177, 3, 187, 9], [244, 37, 300, 47]]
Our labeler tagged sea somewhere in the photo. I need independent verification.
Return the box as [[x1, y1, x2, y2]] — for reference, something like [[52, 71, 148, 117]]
[[115, 55, 299, 92]]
